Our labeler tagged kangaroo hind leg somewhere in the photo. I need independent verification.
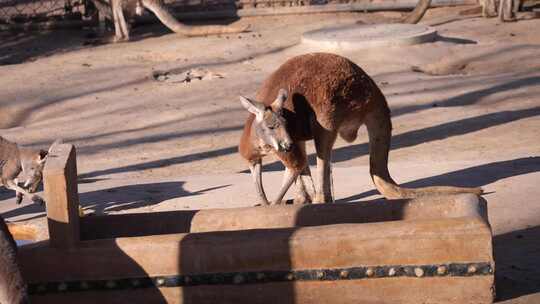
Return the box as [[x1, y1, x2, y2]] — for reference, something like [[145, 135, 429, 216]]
[[293, 141, 315, 205], [112, 0, 131, 41], [313, 128, 338, 204]]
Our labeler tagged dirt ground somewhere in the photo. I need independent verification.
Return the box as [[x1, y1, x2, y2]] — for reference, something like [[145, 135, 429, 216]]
[[0, 5, 539, 303]]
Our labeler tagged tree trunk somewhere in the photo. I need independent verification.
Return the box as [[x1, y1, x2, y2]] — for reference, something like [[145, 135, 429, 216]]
[[401, 0, 432, 24], [142, 0, 249, 37]]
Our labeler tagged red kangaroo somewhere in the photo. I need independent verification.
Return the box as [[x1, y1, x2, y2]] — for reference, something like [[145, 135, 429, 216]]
[[238, 53, 483, 205]]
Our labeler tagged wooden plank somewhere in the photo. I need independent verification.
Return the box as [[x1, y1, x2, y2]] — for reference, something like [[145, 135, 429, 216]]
[[80, 194, 486, 239], [6, 222, 41, 241], [21, 216, 493, 303], [43, 144, 80, 249], [20, 216, 492, 281], [29, 277, 494, 304]]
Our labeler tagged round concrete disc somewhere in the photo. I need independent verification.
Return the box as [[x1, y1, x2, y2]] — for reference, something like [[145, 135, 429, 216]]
[[302, 23, 437, 51]]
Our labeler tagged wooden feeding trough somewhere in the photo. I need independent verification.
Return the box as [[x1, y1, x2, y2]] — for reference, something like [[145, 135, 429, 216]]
[[15, 144, 495, 303]]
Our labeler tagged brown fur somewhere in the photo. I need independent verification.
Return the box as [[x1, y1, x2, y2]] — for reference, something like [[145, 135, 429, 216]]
[[107, 0, 250, 42], [0, 217, 28, 304], [239, 53, 483, 202], [0, 136, 60, 205]]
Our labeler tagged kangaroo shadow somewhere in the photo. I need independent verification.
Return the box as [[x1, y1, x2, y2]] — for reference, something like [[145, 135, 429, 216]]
[[0, 188, 14, 201], [0, 29, 94, 66], [1, 181, 229, 220], [494, 225, 540, 301], [340, 156, 540, 202], [79, 181, 230, 215]]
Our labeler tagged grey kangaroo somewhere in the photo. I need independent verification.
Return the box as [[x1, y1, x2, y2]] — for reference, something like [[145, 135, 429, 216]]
[[0, 216, 27, 304], [0, 136, 61, 205]]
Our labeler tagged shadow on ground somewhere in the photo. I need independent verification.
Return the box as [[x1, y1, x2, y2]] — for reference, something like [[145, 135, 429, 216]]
[[1, 181, 229, 220], [79, 181, 230, 215], [0, 188, 13, 201], [339, 156, 540, 202], [494, 225, 540, 301], [0, 29, 93, 66]]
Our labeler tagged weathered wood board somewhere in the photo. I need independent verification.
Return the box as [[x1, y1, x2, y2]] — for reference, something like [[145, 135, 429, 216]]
[[18, 144, 494, 304]]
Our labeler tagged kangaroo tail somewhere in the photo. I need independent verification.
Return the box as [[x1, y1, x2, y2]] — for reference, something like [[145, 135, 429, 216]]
[[364, 93, 483, 199], [142, 0, 250, 37]]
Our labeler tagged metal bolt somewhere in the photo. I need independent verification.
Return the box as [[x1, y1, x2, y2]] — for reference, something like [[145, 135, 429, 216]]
[[80, 281, 89, 290], [316, 271, 324, 279], [286, 273, 294, 281], [468, 265, 477, 274], [106, 280, 116, 289], [388, 268, 396, 277], [437, 266, 447, 275], [365, 268, 374, 277], [233, 274, 244, 284], [131, 279, 140, 287], [58, 282, 67, 292], [414, 267, 424, 277], [256, 273, 265, 280], [156, 278, 166, 286], [340, 270, 349, 279]]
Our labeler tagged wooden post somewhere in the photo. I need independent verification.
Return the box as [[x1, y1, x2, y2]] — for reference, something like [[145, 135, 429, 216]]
[[43, 144, 80, 249]]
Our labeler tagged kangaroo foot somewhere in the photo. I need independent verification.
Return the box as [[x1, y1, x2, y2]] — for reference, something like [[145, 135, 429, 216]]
[[293, 194, 312, 205], [313, 193, 334, 204]]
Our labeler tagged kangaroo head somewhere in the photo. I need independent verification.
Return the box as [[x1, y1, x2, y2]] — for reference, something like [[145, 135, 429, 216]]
[[240, 89, 293, 153], [19, 149, 47, 193], [19, 139, 62, 193]]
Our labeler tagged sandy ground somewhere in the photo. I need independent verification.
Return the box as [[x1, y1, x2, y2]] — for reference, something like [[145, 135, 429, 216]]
[[0, 5, 539, 302]]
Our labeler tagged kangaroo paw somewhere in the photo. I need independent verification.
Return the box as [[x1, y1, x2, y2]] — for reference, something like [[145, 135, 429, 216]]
[[31, 195, 45, 206]]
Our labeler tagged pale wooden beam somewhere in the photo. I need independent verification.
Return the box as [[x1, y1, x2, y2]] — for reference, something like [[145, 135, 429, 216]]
[[43, 144, 80, 249]]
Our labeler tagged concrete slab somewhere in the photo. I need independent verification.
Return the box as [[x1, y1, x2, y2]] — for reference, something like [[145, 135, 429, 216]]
[[301, 23, 437, 51]]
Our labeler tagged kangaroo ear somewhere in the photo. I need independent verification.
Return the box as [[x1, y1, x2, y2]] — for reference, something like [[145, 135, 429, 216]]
[[240, 96, 265, 118], [38, 150, 48, 164], [271, 89, 288, 110]]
